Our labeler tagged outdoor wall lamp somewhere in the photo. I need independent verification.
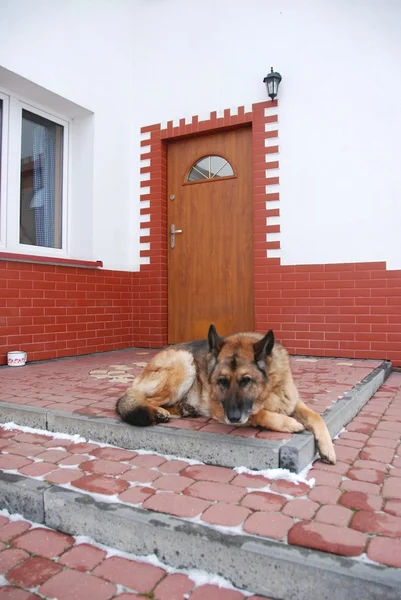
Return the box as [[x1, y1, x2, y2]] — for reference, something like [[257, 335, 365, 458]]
[[263, 67, 282, 100]]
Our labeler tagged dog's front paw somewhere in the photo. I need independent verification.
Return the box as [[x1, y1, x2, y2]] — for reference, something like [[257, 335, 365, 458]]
[[154, 408, 171, 423], [179, 402, 201, 418], [284, 417, 305, 433], [317, 436, 336, 464]]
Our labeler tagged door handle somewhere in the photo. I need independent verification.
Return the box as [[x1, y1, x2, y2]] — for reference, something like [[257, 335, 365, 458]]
[[170, 224, 183, 249]]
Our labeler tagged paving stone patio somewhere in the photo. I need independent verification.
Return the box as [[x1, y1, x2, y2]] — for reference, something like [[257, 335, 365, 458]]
[[0, 513, 267, 600], [0, 349, 382, 440], [0, 351, 400, 598], [0, 372, 400, 567]]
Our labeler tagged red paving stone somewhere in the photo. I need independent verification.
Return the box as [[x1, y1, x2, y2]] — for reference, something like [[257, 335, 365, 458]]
[[58, 543, 107, 571], [12, 528, 74, 558], [153, 474, 195, 492], [243, 511, 294, 540], [202, 503, 252, 527], [0, 522, 31, 543], [93, 556, 165, 592], [143, 492, 211, 518], [185, 481, 246, 504], [0, 548, 29, 572], [7, 556, 62, 587], [351, 511, 401, 538], [153, 572, 194, 599], [0, 589, 40, 600], [241, 491, 286, 512], [282, 498, 319, 519], [190, 585, 244, 600], [73, 473, 130, 495], [288, 521, 367, 556], [315, 504, 353, 527], [39, 568, 117, 600], [367, 537, 401, 568]]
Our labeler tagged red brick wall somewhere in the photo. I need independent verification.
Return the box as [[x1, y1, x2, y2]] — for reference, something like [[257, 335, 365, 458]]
[[254, 260, 401, 366], [0, 260, 134, 364]]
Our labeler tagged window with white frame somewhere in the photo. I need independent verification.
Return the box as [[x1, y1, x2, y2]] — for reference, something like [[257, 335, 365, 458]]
[[0, 90, 69, 255]]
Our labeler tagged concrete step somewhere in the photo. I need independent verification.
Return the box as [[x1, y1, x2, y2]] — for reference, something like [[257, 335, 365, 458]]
[[0, 471, 400, 600], [0, 511, 262, 599], [0, 359, 391, 473]]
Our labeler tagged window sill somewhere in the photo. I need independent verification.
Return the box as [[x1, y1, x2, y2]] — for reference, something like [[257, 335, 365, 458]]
[[0, 251, 103, 269]]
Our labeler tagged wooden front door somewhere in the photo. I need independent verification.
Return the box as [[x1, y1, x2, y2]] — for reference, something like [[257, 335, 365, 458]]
[[167, 127, 253, 343]]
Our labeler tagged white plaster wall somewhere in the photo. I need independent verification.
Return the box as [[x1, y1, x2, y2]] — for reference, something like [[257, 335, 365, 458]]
[[0, 0, 137, 270], [1, 0, 400, 270], [132, 0, 401, 268]]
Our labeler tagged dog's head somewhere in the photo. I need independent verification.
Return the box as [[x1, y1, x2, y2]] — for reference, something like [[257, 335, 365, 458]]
[[207, 324, 275, 425]]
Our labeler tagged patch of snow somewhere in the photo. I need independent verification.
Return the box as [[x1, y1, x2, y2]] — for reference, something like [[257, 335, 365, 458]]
[[333, 427, 345, 440], [245, 486, 294, 500], [1, 422, 86, 443], [134, 447, 202, 465], [234, 465, 314, 488], [357, 552, 381, 566], [0, 508, 26, 522]]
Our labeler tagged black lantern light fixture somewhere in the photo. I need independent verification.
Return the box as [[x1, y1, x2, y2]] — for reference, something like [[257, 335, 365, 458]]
[[263, 67, 282, 100]]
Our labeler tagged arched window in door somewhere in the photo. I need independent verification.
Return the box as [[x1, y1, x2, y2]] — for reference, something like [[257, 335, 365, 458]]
[[187, 155, 234, 182]]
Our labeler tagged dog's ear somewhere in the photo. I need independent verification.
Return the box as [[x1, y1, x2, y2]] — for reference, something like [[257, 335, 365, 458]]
[[253, 330, 275, 363], [208, 324, 225, 354]]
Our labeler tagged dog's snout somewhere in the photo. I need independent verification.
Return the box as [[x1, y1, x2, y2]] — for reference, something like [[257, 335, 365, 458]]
[[226, 406, 243, 423]]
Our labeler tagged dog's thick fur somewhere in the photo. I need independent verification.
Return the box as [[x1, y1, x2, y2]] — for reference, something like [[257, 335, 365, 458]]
[[116, 325, 336, 464]]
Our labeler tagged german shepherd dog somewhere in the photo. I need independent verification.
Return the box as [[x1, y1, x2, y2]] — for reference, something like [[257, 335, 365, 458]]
[[116, 325, 336, 464]]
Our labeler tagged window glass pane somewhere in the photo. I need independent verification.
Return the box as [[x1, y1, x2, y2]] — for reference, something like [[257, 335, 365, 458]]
[[20, 110, 63, 248], [187, 155, 234, 182], [210, 156, 233, 178], [194, 157, 210, 178], [188, 166, 208, 181]]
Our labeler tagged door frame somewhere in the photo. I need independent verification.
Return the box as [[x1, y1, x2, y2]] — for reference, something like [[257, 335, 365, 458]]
[[133, 100, 280, 348]]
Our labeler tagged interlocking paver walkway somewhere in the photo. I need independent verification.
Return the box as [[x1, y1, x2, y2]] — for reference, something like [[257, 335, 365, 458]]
[[0, 513, 268, 599], [0, 371, 400, 567], [0, 350, 382, 440]]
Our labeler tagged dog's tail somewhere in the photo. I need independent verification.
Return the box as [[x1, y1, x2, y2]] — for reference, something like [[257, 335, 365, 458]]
[[116, 391, 158, 427]]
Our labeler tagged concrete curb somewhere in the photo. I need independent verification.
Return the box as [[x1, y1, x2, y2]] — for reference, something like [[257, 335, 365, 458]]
[[279, 360, 392, 471], [0, 360, 392, 473], [46, 411, 282, 469], [0, 471, 51, 523], [1, 470, 400, 600]]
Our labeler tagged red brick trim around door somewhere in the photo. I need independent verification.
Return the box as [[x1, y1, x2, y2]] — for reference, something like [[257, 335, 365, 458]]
[[133, 100, 280, 348]]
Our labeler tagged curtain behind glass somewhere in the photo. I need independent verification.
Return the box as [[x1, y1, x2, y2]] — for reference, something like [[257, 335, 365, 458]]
[[20, 110, 63, 249]]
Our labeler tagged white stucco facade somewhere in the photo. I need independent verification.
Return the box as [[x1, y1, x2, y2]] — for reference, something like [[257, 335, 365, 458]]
[[0, 0, 400, 270]]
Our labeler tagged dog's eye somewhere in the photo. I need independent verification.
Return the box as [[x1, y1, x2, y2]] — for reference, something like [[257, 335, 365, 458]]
[[239, 376, 252, 387], [218, 377, 230, 389]]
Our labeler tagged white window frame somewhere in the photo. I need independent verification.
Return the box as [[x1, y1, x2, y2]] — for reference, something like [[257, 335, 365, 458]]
[[0, 87, 70, 257], [0, 91, 10, 248]]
